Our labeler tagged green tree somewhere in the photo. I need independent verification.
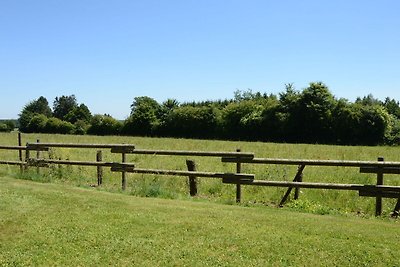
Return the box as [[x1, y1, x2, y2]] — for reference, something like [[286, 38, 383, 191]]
[[53, 95, 78, 120], [161, 106, 218, 138], [297, 82, 336, 143], [27, 114, 48, 133], [87, 114, 122, 136], [64, 104, 92, 123], [221, 100, 257, 139], [18, 96, 52, 132], [122, 97, 161, 136], [383, 97, 400, 119]]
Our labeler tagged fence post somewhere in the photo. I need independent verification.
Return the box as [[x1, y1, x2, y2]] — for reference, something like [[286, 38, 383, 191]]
[[36, 139, 40, 175], [24, 142, 30, 171], [294, 165, 303, 200], [97, 150, 103, 186], [121, 152, 126, 190], [236, 148, 242, 203], [186, 160, 198, 196], [18, 132, 23, 173], [376, 157, 384, 216]]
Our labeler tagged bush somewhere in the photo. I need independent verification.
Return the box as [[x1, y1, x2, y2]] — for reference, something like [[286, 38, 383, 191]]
[[44, 117, 75, 134], [87, 115, 122, 135], [0, 123, 10, 132], [160, 106, 218, 138], [0, 121, 15, 132]]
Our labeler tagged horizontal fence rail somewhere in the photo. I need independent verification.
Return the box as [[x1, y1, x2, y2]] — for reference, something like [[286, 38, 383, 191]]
[[27, 159, 122, 168], [111, 148, 255, 158], [222, 157, 400, 168], [111, 166, 255, 180], [222, 179, 400, 192], [0, 145, 27, 150], [0, 160, 25, 166], [27, 143, 136, 150]]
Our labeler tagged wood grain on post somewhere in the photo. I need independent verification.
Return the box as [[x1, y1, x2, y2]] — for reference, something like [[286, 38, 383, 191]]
[[36, 139, 40, 174], [279, 165, 306, 207], [97, 150, 103, 186], [18, 132, 23, 172], [24, 143, 30, 171], [122, 152, 126, 190], [186, 160, 198, 197], [294, 165, 304, 200], [236, 149, 242, 203], [376, 157, 384, 216]]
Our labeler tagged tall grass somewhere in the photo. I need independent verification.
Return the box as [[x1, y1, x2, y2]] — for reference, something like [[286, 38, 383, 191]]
[[1, 132, 399, 216]]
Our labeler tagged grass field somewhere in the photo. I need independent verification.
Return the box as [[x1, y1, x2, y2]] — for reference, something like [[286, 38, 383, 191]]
[[1, 132, 400, 216], [1, 175, 399, 266]]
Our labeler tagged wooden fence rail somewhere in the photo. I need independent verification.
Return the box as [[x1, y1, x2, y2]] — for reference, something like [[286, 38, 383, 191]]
[[222, 157, 400, 168]]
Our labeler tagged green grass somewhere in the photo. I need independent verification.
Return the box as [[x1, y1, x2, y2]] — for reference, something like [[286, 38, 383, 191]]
[[1, 175, 399, 266], [1, 132, 400, 216]]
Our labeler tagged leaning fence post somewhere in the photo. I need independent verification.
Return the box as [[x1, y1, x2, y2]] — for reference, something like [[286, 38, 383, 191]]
[[18, 132, 23, 172], [121, 151, 126, 190], [97, 150, 103, 186], [376, 157, 384, 216], [294, 165, 303, 200], [236, 148, 242, 203], [186, 160, 198, 196]]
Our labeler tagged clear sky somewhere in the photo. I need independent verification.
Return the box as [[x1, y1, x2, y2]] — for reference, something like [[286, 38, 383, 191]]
[[1, 0, 399, 119]]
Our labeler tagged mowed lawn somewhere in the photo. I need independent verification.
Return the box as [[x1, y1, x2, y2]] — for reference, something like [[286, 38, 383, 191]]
[[0, 175, 399, 266]]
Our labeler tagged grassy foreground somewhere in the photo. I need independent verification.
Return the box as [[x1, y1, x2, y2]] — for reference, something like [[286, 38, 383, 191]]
[[1, 175, 399, 266]]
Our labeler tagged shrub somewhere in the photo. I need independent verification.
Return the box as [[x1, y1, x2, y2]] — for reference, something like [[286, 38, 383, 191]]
[[44, 117, 75, 134], [87, 114, 122, 135]]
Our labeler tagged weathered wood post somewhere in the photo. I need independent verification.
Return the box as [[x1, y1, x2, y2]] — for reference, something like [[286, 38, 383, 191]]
[[376, 157, 384, 216], [122, 151, 126, 190], [236, 148, 242, 203], [186, 160, 198, 196], [294, 165, 303, 200], [36, 139, 40, 175], [18, 132, 23, 172], [392, 199, 400, 218], [97, 150, 103, 186], [24, 142, 30, 171]]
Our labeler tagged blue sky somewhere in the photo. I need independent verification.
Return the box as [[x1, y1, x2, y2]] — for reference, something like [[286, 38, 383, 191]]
[[1, 0, 399, 119]]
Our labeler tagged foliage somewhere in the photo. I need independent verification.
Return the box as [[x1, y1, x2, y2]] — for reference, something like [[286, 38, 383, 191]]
[[44, 117, 75, 134], [53, 95, 78, 120], [18, 96, 52, 132], [122, 96, 161, 135], [160, 105, 218, 138], [16, 83, 400, 145], [87, 114, 122, 135], [0, 121, 15, 132], [64, 104, 92, 124]]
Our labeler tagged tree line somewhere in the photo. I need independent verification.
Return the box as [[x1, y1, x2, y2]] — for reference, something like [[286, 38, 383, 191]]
[[16, 82, 400, 146]]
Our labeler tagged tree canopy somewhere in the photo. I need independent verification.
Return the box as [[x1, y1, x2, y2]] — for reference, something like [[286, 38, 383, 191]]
[[17, 83, 400, 146]]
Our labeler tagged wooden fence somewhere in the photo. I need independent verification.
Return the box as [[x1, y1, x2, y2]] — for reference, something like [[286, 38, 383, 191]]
[[221, 156, 400, 216], [1, 133, 400, 217]]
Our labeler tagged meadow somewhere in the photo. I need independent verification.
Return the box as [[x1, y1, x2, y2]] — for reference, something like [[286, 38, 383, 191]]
[[1, 132, 400, 216], [1, 175, 399, 266]]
